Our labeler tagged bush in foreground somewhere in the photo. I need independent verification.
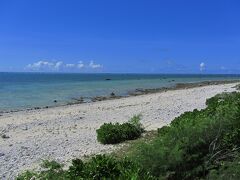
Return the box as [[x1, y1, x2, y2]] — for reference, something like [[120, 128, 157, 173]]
[[96, 115, 144, 144], [17, 155, 153, 180]]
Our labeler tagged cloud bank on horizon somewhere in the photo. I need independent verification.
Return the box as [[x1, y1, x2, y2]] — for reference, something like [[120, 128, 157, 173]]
[[22, 60, 236, 74], [25, 60, 103, 72], [25, 60, 208, 73]]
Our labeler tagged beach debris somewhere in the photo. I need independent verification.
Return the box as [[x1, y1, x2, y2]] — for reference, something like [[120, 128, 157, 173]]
[[110, 92, 115, 96], [234, 84, 240, 90], [22, 126, 28, 131], [21, 146, 29, 150], [69, 97, 85, 105], [91, 94, 122, 102], [1, 133, 10, 139]]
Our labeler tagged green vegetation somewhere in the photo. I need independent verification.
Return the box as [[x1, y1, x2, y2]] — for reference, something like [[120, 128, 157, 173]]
[[17, 92, 240, 179], [96, 115, 144, 144], [17, 155, 153, 180], [129, 92, 240, 179]]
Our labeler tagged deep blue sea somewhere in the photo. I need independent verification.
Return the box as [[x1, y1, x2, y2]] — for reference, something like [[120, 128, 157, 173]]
[[0, 72, 239, 112]]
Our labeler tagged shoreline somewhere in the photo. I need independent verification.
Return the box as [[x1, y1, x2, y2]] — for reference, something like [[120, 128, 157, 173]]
[[0, 79, 239, 115], [0, 82, 239, 179]]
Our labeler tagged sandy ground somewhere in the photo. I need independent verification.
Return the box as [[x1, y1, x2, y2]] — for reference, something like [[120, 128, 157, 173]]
[[0, 83, 239, 179]]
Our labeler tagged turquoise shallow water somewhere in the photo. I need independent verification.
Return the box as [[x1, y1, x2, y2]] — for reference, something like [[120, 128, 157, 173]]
[[0, 73, 239, 112]]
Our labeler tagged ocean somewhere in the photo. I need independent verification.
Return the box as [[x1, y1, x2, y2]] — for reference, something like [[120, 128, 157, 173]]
[[0, 72, 239, 112]]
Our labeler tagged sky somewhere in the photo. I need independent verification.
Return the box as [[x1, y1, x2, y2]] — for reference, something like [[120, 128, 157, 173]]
[[0, 0, 240, 73]]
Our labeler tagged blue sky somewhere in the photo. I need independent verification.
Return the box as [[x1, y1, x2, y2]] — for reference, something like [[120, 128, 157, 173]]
[[0, 0, 240, 73]]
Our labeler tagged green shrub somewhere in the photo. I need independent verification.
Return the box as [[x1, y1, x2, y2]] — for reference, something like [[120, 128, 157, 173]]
[[129, 92, 240, 179], [67, 158, 84, 178], [17, 160, 66, 180], [129, 115, 145, 132], [17, 155, 153, 180], [96, 122, 123, 144], [16, 171, 38, 180], [85, 155, 122, 178], [157, 126, 170, 136], [96, 115, 144, 144], [208, 157, 240, 180], [222, 129, 240, 149]]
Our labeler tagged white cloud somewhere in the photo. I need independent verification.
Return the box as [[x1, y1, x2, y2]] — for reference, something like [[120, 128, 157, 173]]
[[89, 61, 103, 69], [26, 61, 56, 71], [200, 62, 206, 71], [77, 61, 85, 69], [54, 61, 63, 70], [26, 60, 103, 71], [66, 64, 75, 68]]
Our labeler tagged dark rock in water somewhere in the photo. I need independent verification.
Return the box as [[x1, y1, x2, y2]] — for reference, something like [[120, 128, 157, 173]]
[[71, 97, 84, 104], [53, 100, 57, 103], [45, 106, 49, 108], [91, 96, 107, 102], [34, 107, 40, 110], [105, 78, 111, 81], [110, 92, 115, 96], [91, 93, 123, 102], [79, 97, 84, 103]]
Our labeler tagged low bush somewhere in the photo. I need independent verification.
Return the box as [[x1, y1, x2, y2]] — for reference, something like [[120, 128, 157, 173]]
[[17, 160, 66, 180], [96, 115, 144, 144], [17, 155, 153, 180]]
